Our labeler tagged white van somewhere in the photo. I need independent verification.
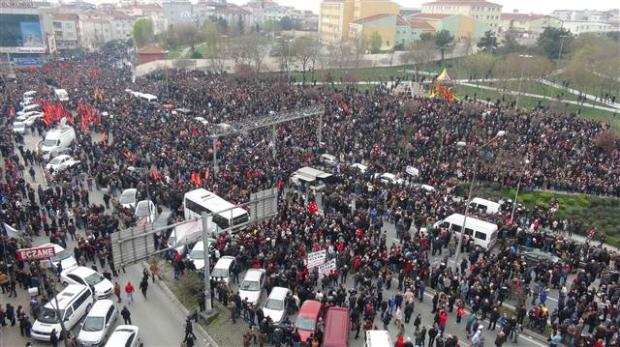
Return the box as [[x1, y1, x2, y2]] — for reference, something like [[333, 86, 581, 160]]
[[469, 197, 501, 214], [19, 104, 41, 114], [40, 124, 76, 160], [433, 213, 499, 250], [31, 284, 94, 341], [239, 268, 266, 306], [365, 330, 392, 347], [211, 256, 236, 284], [78, 299, 118, 347]]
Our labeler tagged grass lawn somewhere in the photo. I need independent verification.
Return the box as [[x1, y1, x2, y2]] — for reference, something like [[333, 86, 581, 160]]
[[289, 65, 414, 83], [551, 71, 620, 101], [453, 84, 620, 134], [476, 80, 582, 102], [166, 47, 185, 59], [462, 184, 620, 247]]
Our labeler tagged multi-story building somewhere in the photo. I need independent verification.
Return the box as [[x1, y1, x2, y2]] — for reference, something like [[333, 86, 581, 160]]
[[420, 0, 502, 33], [162, 0, 194, 26], [349, 13, 397, 49], [499, 12, 562, 35], [319, 0, 399, 44], [51, 13, 80, 50], [561, 20, 617, 35]]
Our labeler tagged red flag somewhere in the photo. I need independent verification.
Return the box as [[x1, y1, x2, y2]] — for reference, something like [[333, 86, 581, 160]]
[[204, 168, 209, 181], [216, 139, 222, 149], [191, 127, 198, 137]]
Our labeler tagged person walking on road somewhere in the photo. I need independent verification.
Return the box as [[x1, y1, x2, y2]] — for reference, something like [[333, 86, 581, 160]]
[[139, 277, 148, 299], [50, 329, 59, 347], [114, 282, 121, 303], [121, 306, 132, 325], [125, 282, 135, 305]]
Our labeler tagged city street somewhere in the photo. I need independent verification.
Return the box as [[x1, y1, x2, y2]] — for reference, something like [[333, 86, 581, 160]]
[[3, 128, 560, 347], [1, 129, 213, 347]]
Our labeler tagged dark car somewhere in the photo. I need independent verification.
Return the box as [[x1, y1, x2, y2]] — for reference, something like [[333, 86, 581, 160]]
[[520, 247, 562, 265]]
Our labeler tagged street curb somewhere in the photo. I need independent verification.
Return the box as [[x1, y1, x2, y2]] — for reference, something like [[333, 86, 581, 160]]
[[143, 262, 220, 347]]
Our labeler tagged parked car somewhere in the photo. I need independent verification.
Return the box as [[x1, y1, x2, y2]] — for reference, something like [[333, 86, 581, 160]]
[[187, 238, 217, 271], [43, 243, 77, 271], [78, 299, 118, 346], [262, 287, 291, 323], [45, 154, 80, 173], [520, 246, 561, 265], [119, 188, 138, 209], [12, 121, 26, 134], [134, 200, 157, 225], [61, 266, 113, 299], [104, 325, 142, 347], [239, 269, 266, 306]]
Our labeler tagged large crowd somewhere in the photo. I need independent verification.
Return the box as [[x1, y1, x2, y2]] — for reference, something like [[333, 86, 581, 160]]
[[1, 46, 619, 347]]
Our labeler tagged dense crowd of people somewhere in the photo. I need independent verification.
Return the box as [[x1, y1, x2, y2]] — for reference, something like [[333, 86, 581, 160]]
[[1, 46, 619, 347]]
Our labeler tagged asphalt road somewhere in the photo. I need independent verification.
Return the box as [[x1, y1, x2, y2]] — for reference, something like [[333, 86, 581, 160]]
[[4, 128, 559, 347], [2, 129, 212, 347]]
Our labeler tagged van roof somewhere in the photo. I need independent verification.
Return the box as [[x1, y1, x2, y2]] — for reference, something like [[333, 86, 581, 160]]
[[45, 284, 88, 310], [471, 197, 500, 208], [323, 307, 349, 347], [214, 256, 235, 269], [268, 287, 290, 299], [87, 299, 114, 317], [46, 126, 74, 138], [443, 213, 498, 232]]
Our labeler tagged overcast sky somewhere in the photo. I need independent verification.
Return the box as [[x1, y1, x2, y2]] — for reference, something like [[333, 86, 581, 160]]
[[226, 0, 617, 15]]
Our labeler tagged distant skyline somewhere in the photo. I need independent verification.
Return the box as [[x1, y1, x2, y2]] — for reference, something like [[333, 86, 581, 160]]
[[226, 0, 617, 15]]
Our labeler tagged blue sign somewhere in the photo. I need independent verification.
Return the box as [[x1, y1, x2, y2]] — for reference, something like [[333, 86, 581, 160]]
[[14, 57, 41, 66]]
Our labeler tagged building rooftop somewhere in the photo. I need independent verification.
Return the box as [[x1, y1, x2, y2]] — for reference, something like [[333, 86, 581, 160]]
[[501, 12, 547, 21], [409, 19, 435, 30], [138, 45, 166, 54], [422, 0, 501, 7], [351, 13, 394, 24]]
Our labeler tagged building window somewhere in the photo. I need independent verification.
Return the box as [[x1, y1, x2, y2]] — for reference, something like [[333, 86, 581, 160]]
[[53, 22, 62, 29]]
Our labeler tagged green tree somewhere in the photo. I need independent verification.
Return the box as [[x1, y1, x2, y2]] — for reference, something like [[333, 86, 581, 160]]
[[279, 16, 295, 31], [175, 24, 205, 51], [498, 29, 525, 54], [434, 29, 454, 62], [536, 27, 573, 60], [368, 31, 382, 54], [132, 18, 154, 48], [420, 32, 434, 42], [462, 53, 497, 79], [477, 30, 497, 53]]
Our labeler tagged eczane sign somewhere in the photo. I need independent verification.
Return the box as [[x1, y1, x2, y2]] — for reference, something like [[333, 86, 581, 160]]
[[16, 246, 56, 261]]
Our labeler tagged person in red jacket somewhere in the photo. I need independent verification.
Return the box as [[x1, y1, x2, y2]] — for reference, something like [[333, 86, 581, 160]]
[[438, 308, 448, 335], [125, 282, 135, 305]]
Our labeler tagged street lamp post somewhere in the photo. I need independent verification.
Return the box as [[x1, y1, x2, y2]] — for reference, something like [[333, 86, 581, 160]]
[[515, 54, 533, 109], [510, 158, 530, 223], [453, 130, 507, 265]]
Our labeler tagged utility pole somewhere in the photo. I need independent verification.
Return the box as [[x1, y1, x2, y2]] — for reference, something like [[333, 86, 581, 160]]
[[201, 213, 213, 312], [515, 55, 533, 109], [212, 137, 218, 175], [557, 35, 569, 65]]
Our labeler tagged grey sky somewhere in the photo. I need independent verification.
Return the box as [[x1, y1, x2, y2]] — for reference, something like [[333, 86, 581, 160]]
[[227, 0, 617, 15]]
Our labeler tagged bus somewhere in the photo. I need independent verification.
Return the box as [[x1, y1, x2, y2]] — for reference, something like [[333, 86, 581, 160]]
[[183, 189, 250, 232]]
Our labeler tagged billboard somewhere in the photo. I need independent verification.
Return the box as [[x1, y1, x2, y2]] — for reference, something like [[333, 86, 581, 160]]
[[0, 13, 45, 53]]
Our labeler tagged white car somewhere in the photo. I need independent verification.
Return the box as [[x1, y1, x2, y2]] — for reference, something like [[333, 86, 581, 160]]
[[22, 113, 44, 126], [119, 188, 138, 209], [61, 266, 113, 299], [104, 325, 142, 347], [16, 111, 43, 123], [135, 200, 157, 225], [45, 154, 80, 173], [262, 287, 291, 323], [373, 172, 405, 185], [194, 117, 208, 125], [78, 299, 118, 346], [43, 243, 77, 271], [187, 239, 217, 271], [12, 121, 26, 134], [239, 269, 266, 306], [350, 163, 368, 174]]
